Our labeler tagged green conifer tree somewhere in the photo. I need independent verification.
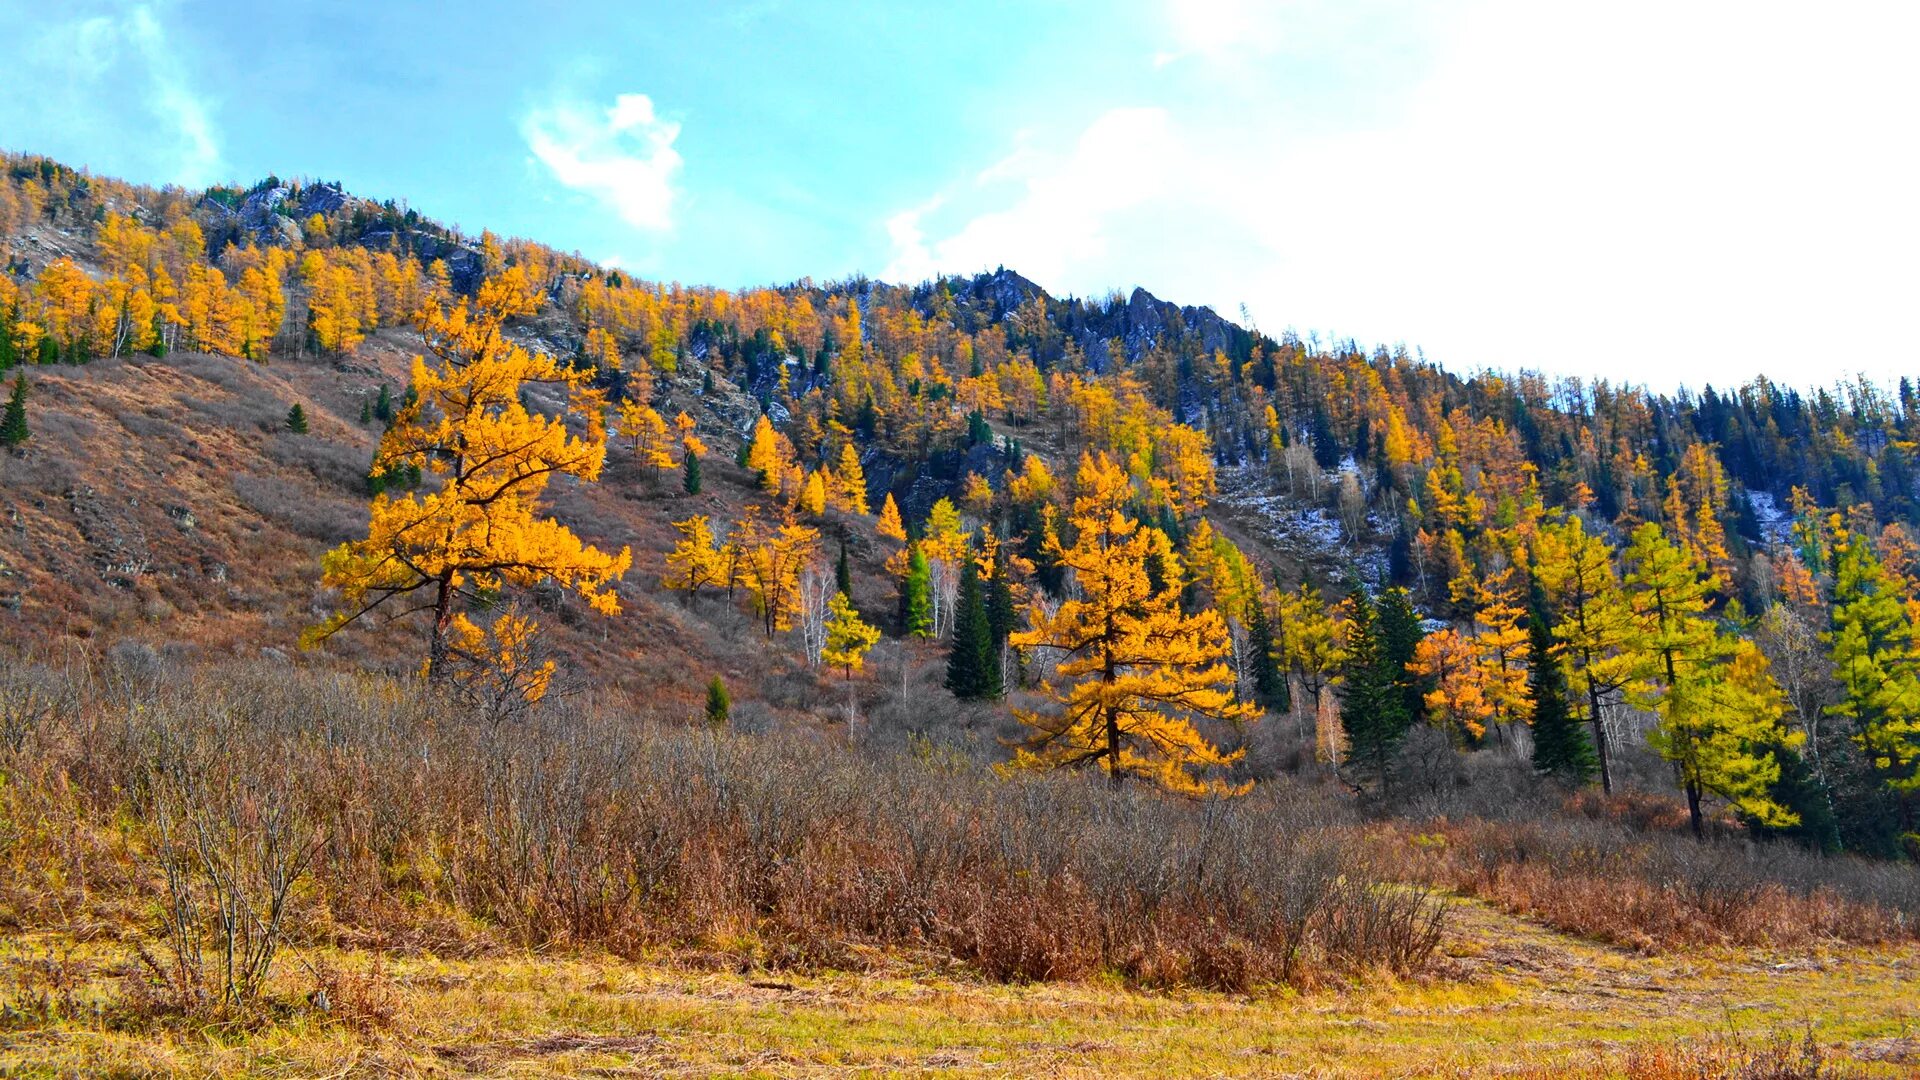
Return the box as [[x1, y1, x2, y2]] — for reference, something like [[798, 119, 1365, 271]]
[[1246, 594, 1290, 712], [946, 559, 1001, 700], [835, 540, 853, 599], [705, 676, 731, 728], [1825, 523, 1920, 838], [1377, 586, 1428, 724], [901, 544, 933, 638], [683, 449, 703, 494], [1339, 593, 1411, 788], [1526, 602, 1595, 783], [286, 402, 309, 434], [0, 374, 27, 448]]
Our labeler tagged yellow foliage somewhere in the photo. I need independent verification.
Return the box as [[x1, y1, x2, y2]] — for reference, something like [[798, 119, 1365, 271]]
[[664, 515, 725, 596], [877, 493, 907, 542], [1010, 453, 1256, 797], [307, 267, 632, 676], [821, 591, 880, 677]]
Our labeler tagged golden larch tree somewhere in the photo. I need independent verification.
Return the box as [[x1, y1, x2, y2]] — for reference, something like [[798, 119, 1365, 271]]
[[1010, 452, 1257, 796], [305, 268, 631, 676]]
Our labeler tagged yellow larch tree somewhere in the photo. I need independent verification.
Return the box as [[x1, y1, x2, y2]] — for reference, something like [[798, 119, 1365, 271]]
[[831, 442, 869, 514], [743, 512, 819, 637], [746, 414, 787, 495], [821, 592, 881, 679], [798, 470, 827, 515], [1009, 452, 1257, 796], [876, 493, 907, 542], [616, 397, 673, 477], [663, 515, 725, 598], [304, 267, 632, 677], [1410, 627, 1493, 742]]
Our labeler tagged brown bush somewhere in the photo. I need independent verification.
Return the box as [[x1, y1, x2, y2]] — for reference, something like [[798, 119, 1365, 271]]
[[1, 658, 1444, 993], [1388, 814, 1915, 951]]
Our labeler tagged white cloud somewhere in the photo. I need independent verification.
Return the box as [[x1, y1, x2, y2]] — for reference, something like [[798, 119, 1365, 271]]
[[884, 1, 1920, 388], [522, 92, 683, 231], [880, 108, 1178, 287], [9, 3, 222, 185]]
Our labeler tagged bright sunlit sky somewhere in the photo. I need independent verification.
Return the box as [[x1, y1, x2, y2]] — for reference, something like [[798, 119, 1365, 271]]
[[4, 1, 1917, 389]]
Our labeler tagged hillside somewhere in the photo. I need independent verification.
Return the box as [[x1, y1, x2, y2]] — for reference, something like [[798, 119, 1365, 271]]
[[1, 153, 1919, 1077]]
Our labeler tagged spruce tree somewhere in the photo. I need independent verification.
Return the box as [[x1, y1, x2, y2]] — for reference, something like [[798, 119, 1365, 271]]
[[1377, 586, 1428, 725], [835, 540, 853, 598], [359, 396, 373, 424], [373, 384, 393, 424], [683, 449, 702, 494], [985, 550, 1016, 649], [1339, 593, 1410, 788], [946, 560, 1001, 700], [900, 545, 932, 638], [1246, 597, 1290, 712], [286, 402, 308, 434], [0, 375, 27, 448], [1526, 606, 1596, 783], [705, 676, 731, 728]]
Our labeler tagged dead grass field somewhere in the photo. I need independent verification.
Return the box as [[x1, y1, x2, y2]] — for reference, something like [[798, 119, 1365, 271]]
[[2, 898, 1914, 1078]]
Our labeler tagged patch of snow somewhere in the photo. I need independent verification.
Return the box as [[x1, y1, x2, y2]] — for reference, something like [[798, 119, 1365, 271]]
[[1747, 489, 1792, 548]]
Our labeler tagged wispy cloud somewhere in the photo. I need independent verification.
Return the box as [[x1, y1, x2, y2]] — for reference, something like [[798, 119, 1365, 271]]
[[881, 108, 1177, 287], [7, 2, 222, 185], [522, 92, 683, 231]]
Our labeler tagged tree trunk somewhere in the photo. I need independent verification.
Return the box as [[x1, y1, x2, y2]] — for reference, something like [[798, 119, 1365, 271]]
[[1586, 676, 1612, 794], [427, 569, 455, 682], [1686, 781, 1704, 839]]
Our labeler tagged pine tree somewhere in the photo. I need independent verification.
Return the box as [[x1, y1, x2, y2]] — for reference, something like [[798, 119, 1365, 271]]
[[900, 544, 932, 638], [373, 384, 393, 424], [985, 548, 1016, 649], [286, 402, 308, 434], [1339, 592, 1412, 788], [835, 540, 852, 598], [945, 558, 1001, 700], [683, 448, 702, 494], [1246, 594, 1290, 712], [1527, 602, 1596, 783], [705, 676, 731, 728], [0, 375, 27, 448], [359, 396, 373, 424], [1378, 587, 1427, 725]]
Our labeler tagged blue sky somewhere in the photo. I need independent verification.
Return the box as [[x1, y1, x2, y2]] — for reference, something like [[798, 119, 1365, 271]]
[[4, 1, 1917, 389]]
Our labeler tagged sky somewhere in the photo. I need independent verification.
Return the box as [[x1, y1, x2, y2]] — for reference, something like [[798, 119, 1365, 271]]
[[2, 0, 1917, 390]]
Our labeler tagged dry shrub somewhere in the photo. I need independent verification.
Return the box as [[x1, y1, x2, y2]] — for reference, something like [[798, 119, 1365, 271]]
[[4, 658, 1443, 992], [1392, 814, 1915, 951]]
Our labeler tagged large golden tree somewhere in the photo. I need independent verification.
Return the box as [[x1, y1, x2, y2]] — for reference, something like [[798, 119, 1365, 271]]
[[1010, 453, 1256, 796], [305, 268, 631, 677]]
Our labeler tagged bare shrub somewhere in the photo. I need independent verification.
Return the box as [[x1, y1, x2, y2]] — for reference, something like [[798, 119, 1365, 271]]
[[140, 729, 323, 1014]]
